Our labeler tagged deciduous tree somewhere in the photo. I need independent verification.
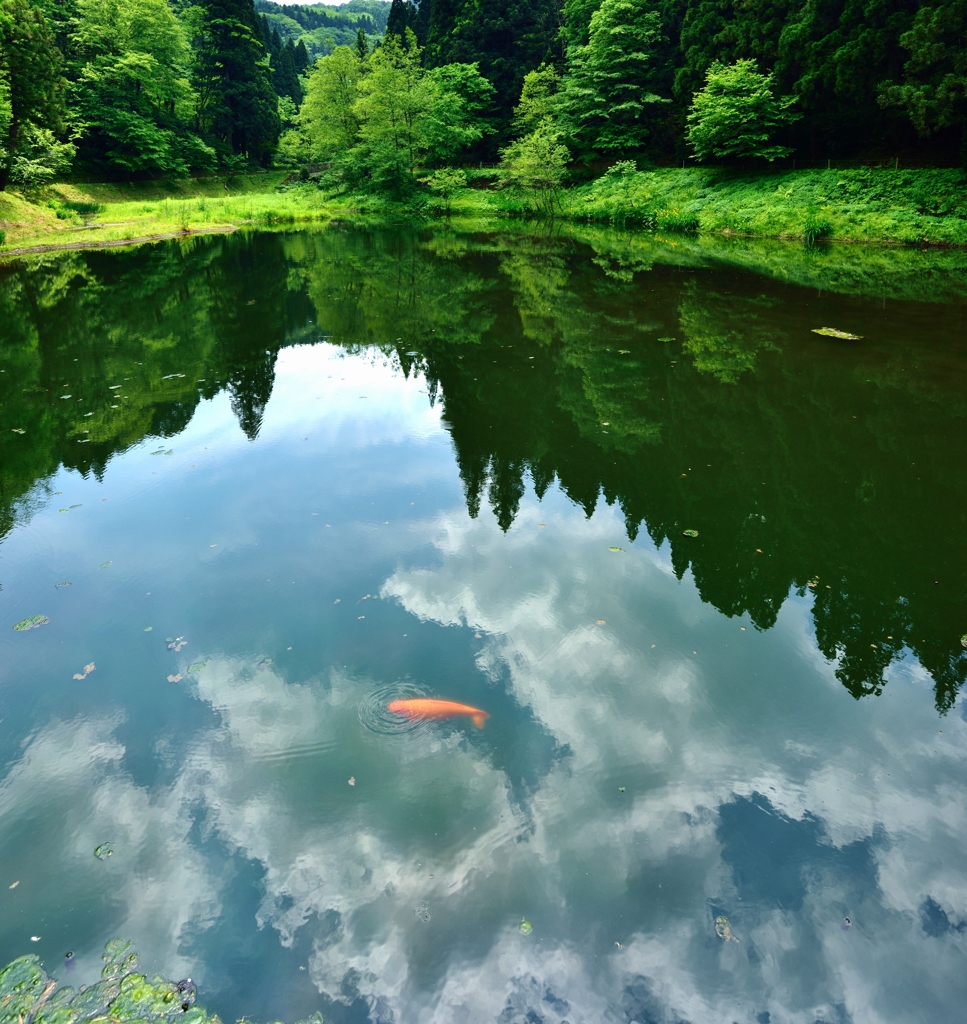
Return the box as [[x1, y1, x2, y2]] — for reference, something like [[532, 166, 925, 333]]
[[686, 58, 796, 161]]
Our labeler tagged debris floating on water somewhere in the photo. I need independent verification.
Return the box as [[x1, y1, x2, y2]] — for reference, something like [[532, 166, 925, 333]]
[[94, 842, 115, 860], [167, 636, 187, 652], [714, 916, 739, 943], [682, 529, 699, 538], [13, 615, 48, 631], [348, 777, 355, 786], [415, 902, 430, 923], [519, 917, 533, 935], [72, 663, 95, 680], [55, 581, 72, 588], [812, 327, 862, 340], [608, 546, 623, 552], [167, 674, 182, 683], [100, 561, 112, 568]]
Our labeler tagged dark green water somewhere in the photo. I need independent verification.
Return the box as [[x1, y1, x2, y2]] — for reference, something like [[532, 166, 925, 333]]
[[1, 225, 966, 1024]]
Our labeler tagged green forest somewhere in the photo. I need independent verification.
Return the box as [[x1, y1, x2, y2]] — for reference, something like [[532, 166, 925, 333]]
[[1, 0, 965, 196]]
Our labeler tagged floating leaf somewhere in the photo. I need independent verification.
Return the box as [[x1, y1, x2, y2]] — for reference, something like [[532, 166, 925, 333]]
[[100, 561, 112, 568], [961, 634, 967, 650], [72, 663, 95, 680], [94, 842, 115, 860], [596, 619, 606, 625], [811, 327, 862, 340], [167, 674, 182, 683], [519, 917, 533, 935], [619, 786, 625, 793], [13, 614, 48, 631], [608, 546, 623, 552], [144, 626, 152, 632], [714, 915, 739, 943], [682, 529, 699, 538], [11, 428, 25, 434], [187, 661, 207, 673], [55, 581, 72, 588], [657, 337, 676, 343]]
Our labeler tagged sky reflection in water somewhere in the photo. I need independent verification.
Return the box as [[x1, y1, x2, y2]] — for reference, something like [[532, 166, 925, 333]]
[[0, 227, 966, 1024]]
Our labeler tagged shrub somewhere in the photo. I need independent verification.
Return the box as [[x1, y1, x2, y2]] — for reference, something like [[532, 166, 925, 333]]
[[803, 215, 833, 243]]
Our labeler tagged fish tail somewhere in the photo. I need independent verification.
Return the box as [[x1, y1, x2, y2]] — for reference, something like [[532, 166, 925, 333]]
[[472, 714, 486, 729]]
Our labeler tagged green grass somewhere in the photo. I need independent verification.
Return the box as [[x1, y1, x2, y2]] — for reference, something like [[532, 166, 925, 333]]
[[0, 173, 327, 252], [561, 166, 967, 246], [3, 166, 967, 256]]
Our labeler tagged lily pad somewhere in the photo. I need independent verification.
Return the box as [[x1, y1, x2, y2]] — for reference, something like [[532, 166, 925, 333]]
[[94, 842, 115, 861], [13, 614, 48, 631], [519, 917, 533, 935], [812, 327, 862, 340], [682, 529, 699, 537]]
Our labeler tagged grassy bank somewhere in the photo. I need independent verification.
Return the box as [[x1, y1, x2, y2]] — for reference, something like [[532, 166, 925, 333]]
[[0, 172, 335, 253], [2, 166, 967, 256], [559, 166, 967, 246]]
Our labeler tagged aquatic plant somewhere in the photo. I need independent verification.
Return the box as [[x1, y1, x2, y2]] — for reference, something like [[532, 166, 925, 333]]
[[0, 940, 326, 1024]]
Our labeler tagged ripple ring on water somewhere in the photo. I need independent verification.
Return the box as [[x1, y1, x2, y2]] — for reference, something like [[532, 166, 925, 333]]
[[356, 679, 431, 735]]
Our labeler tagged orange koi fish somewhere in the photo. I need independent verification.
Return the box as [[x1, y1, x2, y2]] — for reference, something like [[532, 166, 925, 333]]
[[387, 698, 489, 729]]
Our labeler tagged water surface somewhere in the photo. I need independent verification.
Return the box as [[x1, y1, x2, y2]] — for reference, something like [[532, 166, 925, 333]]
[[1, 226, 966, 1024]]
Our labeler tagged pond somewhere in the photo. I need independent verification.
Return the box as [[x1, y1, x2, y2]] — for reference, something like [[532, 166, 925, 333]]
[[1, 224, 966, 1024]]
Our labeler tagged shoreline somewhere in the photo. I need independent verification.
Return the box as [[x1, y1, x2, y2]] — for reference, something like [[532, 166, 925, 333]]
[[1, 224, 238, 257], [2, 166, 966, 258]]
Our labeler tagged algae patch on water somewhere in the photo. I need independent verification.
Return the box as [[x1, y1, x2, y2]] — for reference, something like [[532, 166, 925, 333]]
[[13, 615, 48, 631], [0, 938, 326, 1024]]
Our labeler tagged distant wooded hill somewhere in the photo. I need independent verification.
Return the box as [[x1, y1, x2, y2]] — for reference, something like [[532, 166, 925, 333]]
[[256, 0, 390, 60]]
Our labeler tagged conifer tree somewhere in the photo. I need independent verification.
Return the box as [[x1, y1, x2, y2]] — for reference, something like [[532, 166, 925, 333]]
[[194, 0, 280, 163]]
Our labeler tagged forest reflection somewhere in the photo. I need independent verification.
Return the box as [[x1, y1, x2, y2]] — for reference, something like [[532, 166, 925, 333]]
[[1, 225, 965, 713]]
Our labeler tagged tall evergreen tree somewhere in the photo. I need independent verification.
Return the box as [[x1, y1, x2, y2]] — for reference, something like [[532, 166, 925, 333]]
[[356, 26, 369, 60], [560, 0, 668, 159], [0, 0, 68, 190], [273, 37, 302, 103], [293, 38, 309, 73], [194, 0, 280, 163], [385, 0, 410, 41]]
